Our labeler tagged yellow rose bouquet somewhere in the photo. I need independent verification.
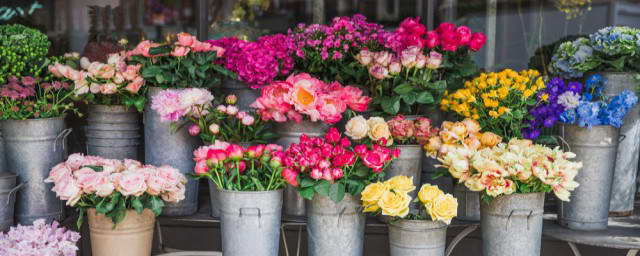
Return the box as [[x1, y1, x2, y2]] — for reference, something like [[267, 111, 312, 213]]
[[440, 69, 545, 139], [361, 176, 458, 224], [437, 138, 582, 202]]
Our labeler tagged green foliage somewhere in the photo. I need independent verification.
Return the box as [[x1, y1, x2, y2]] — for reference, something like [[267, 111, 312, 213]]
[[0, 24, 51, 84], [199, 159, 286, 191], [75, 192, 165, 229], [296, 162, 385, 203]]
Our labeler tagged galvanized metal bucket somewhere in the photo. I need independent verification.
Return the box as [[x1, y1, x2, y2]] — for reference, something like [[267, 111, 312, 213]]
[[218, 189, 283, 256], [306, 194, 365, 256], [2, 117, 68, 225], [388, 219, 446, 256], [599, 72, 640, 216], [0, 132, 6, 173], [379, 145, 422, 223], [220, 79, 260, 111], [86, 104, 141, 160], [481, 192, 545, 256], [0, 172, 23, 231], [419, 107, 454, 193], [559, 124, 619, 230], [453, 183, 481, 221], [275, 120, 328, 218], [88, 208, 155, 256], [207, 179, 221, 218], [145, 87, 201, 216]]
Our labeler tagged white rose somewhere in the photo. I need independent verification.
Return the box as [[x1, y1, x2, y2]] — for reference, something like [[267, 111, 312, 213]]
[[345, 116, 368, 140]]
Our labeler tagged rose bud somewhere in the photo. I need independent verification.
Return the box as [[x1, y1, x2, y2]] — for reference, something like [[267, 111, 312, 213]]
[[226, 144, 244, 161], [225, 94, 238, 105], [188, 124, 201, 136], [310, 168, 323, 180], [208, 123, 220, 134]]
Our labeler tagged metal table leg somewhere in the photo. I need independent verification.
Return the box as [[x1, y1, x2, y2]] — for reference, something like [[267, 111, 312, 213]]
[[445, 224, 479, 256], [568, 242, 582, 256], [627, 249, 639, 256]]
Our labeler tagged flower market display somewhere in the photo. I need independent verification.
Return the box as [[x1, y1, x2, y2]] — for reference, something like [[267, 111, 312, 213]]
[[0, 219, 80, 256]]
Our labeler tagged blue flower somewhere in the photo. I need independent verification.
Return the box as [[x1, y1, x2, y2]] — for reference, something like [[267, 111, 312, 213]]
[[560, 109, 577, 123]]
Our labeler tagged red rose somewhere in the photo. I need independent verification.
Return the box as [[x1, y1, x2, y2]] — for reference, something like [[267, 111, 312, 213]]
[[282, 168, 299, 187], [469, 32, 487, 51], [424, 31, 440, 48], [456, 26, 472, 45], [324, 127, 341, 144]]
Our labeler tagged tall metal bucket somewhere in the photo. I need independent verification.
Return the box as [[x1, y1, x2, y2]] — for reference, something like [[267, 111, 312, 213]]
[[306, 194, 365, 256], [453, 183, 481, 221], [208, 179, 221, 218], [600, 72, 640, 216], [559, 124, 619, 230], [86, 104, 141, 160], [419, 107, 454, 193], [2, 117, 67, 224], [481, 192, 545, 256], [274, 120, 328, 218], [388, 219, 446, 256], [145, 87, 201, 216], [0, 172, 22, 231], [0, 131, 6, 173], [220, 79, 260, 111], [218, 189, 283, 256]]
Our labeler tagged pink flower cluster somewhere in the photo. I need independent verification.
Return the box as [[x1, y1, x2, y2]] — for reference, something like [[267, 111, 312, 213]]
[[289, 14, 384, 61], [251, 73, 371, 124], [357, 47, 443, 79], [281, 128, 399, 187], [193, 140, 284, 176], [45, 154, 187, 206], [387, 115, 438, 145], [381, 18, 486, 53], [49, 52, 145, 96], [0, 76, 37, 100], [0, 219, 80, 256], [129, 32, 225, 58], [208, 34, 296, 88], [151, 88, 214, 122]]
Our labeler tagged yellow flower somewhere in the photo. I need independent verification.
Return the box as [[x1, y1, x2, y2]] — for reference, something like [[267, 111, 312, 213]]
[[367, 117, 392, 142], [363, 200, 380, 213], [523, 89, 534, 98], [540, 93, 549, 102], [489, 110, 499, 118], [384, 175, 416, 194], [361, 181, 388, 203], [498, 106, 510, 115], [418, 184, 445, 205], [480, 132, 502, 147], [378, 191, 411, 218], [427, 194, 458, 224], [472, 114, 480, 120], [486, 77, 497, 86], [497, 86, 509, 99]]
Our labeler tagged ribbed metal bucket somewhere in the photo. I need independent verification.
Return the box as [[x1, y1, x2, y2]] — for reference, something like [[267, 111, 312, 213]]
[[0, 132, 6, 173], [481, 192, 545, 256], [275, 120, 329, 218], [599, 72, 640, 216], [86, 104, 141, 160], [388, 219, 446, 256], [145, 87, 201, 216], [379, 145, 422, 223], [221, 79, 260, 111], [0, 172, 22, 231], [2, 117, 68, 224], [453, 183, 481, 221], [306, 194, 365, 256], [88, 209, 155, 256], [558, 124, 619, 230], [218, 189, 283, 256], [419, 108, 454, 193], [208, 179, 221, 218]]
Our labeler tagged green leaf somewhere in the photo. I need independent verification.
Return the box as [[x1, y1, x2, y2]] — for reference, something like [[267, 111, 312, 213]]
[[141, 66, 162, 78], [148, 45, 172, 55], [393, 83, 413, 94], [401, 93, 416, 105], [84, 165, 104, 172], [381, 96, 401, 115], [251, 177, 265, 191], [610, 56, 627, 71], [300, 178, 315, 188], [149, 196, 165, 216], [299, 186, 315, 200], [132, 197, 144, 214], [353, 165, 369, 177], [314, 180, 331, 196], [416, 91, 434, 104], [328, 183, 346, 203], [430, 80, 447, 91], [155, 74, 165, 84]]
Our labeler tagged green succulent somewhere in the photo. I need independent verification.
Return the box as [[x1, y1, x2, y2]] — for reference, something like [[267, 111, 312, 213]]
[[0, 24, 51, 84]]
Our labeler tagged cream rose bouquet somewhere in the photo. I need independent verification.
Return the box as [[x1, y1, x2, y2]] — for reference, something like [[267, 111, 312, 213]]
[[361, 176, 457, 224], [345, 115, 437, 146], [424, 119, 502, 160], [438, 138, 582, 202], [46, 154, 187, 228]]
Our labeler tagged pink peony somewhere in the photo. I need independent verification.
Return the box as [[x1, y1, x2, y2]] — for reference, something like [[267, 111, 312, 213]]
[[177, 32, 196, 47], [241, 115, 255, 126], [171, 46, 191, 57], [188, 124, 201, 136], [282, 168, 299, 187], [194, 160, 209, 175]]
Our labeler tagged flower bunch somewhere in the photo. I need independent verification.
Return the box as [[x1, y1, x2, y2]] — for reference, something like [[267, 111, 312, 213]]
[[345, 115, 436, 145], [282, 128, 398, 202], [424, 119, 502, 158], [193, 141, 285, 191], [441, 69, 546, 139], [208, 34, 296, 88], [251, 73, 370, 124], [361, 176, 457, 224], [0, 24, 51, 84], [0, 74, 78, 120], [46, 153, 187, 227], [521, 77, 583, 139], [356, 47, 445, 115], [185, 95, 277, 144], [49, 52, 147, 111], [380, 19, 486, 54], [0, 219, 80, 256], [151, 88, 214, 122], [344, 116, 393, 145], [559, 74, 638, 128], [550, 38, 600, 78], [438, 138, 582, 201], [128, 32, 234, 89], [288, 14, 385, 84]]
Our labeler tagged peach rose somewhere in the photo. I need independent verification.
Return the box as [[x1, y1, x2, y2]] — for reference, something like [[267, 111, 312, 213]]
[[171, 46, 191, 57], [480, 132, 502, 147], [125, 77, 144, 94]]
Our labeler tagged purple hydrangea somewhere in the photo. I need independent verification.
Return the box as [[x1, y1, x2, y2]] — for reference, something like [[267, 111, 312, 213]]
[[0, 219, 80, 256]]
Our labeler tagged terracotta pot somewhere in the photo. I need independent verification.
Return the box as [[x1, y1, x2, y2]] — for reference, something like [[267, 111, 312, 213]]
[[88, 209, 155, 256]]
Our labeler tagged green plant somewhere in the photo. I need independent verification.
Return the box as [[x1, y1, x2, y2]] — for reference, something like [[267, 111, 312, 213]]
[[0, 24, 51, 84]]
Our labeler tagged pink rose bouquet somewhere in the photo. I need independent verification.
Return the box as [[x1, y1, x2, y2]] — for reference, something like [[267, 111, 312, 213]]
[[128, 32, 235, 89], [45, 153, 187, 227], [386, 115, 438, 145], [192, 141, 285, 191], [251, 73, 371, 124], [49, 51, 147, 111], [0, 219, 80, 256], [281, 128, 398, 202]]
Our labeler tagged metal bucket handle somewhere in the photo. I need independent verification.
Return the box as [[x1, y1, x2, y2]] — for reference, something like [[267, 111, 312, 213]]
[[239, 207, 262, 228], [619, 134, 626, 143], [337, 206, 348, 227], [54, 128, 73, 152], [506, 209, 534, 231], [5, 182, 25, 206]]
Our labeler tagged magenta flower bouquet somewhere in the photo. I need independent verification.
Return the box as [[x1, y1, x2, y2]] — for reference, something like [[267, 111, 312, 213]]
[[0, 219, 80, 256]]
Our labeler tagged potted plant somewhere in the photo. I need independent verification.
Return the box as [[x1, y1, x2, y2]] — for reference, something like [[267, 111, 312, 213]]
[[45, 153, 186, 256], [557, 74, 637, 230], [361, 176, 457, 256], [437, 138, 582, 256], [0, 219, 80, 255], [0, 24, 79, 225], [192, 142, 285, 256], [281, 128, 397, 256]]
